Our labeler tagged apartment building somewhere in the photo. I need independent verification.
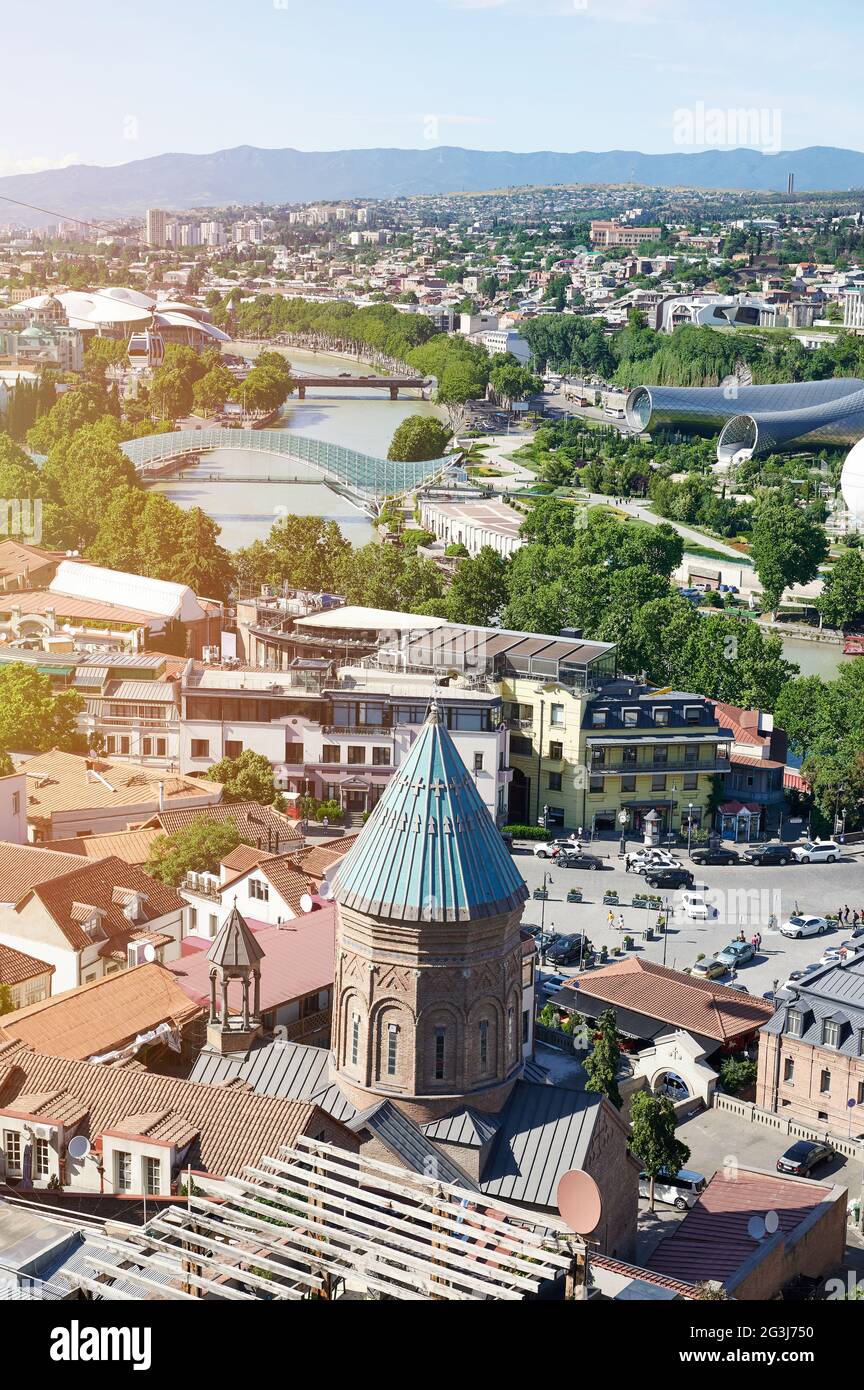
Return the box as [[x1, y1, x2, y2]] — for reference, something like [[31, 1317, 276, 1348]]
[[590, 220, 661, 249]]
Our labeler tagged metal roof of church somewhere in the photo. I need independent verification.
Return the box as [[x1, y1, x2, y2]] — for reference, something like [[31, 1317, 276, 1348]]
[[330, 706, 528, 923]]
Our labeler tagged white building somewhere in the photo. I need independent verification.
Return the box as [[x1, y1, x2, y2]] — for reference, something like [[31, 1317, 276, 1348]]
[[478, 329, 532, 365], [145, 208, 168, 248], [419, 498, 525, 560]]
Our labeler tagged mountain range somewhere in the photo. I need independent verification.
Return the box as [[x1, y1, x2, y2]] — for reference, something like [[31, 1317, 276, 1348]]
[[3, 144, 864, 226]]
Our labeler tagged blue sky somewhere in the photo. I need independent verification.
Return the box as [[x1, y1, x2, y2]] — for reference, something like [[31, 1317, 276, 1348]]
[[2, 0, 864, 176]]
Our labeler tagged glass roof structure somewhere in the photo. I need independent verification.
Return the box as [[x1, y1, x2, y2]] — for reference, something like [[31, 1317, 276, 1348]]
[[625, 379, 864, 462], [121, 428, 454, 502]]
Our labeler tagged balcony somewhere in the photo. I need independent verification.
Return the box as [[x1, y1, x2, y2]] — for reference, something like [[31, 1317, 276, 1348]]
[[321, 725, 392, 737], [182, 875, 221, 901], [591, 758, 731, 775]]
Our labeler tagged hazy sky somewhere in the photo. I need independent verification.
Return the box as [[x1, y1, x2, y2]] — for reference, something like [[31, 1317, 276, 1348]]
[[3, 0, 863, 176]]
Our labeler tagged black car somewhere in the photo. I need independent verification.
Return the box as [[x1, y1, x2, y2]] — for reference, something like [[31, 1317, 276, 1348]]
[[644, 867, 694, 889], [544, 933, 591, 966], [743, 843, 792, 866], [776, 1140, 835, 1176], [690, 847, 740, 866], [558, 851, 604, 870]]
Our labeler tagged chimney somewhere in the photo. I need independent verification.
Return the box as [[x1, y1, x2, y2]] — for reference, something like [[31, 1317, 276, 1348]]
[[158, 781, 165, 812]]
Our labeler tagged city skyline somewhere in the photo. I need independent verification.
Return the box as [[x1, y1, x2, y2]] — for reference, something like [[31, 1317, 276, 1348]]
[[2, 0, 864, 179]]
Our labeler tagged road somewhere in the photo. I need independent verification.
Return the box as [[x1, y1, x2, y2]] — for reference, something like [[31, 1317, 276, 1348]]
[[517, 841, 864, 996]]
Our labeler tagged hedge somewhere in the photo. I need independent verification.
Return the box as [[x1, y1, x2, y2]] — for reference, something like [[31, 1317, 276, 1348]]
[[502, 824, 551, 841]]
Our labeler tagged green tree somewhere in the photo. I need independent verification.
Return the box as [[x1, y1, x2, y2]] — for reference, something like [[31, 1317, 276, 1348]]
[[192, 364, 235, 417], [208, 749, 284, 808], [246, 514, 351, 592], [41, 418, 138, 550], [0, 664, 84, 754], [817, 550, 864, 630], [749, 495, 829, 611], [444, 547, 510, 626], [27, 381, 116, 454], [145, 816, 248, 887], [584, 1009, 623, 1110], [0, 982, 14, 1016], [387, 415, 451, 462], [628, 1091, 691, 1211]]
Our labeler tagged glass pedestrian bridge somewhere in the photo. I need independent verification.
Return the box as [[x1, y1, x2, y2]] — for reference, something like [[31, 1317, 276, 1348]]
[[121, 427, 454, 503]]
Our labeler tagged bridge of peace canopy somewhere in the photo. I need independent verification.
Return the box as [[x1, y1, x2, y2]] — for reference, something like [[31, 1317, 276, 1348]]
[[120, 427, 457, 506]]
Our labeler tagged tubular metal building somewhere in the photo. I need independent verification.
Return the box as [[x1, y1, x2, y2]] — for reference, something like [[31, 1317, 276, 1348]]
[[625, 379, 864, 462]]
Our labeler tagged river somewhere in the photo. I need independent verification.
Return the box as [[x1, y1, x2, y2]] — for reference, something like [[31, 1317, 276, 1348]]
[[152, 343, 446, 550]]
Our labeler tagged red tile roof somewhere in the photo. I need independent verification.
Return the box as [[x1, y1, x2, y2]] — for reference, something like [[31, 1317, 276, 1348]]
[[24, 856, 184, 951], [648, 1168, 836, 1287], [0, 943, 55, 987], [574, 957, 774, 1043]]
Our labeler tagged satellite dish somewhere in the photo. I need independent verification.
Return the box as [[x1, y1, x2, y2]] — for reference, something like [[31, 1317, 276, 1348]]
[[318, 879, 333, 901], [299, 893, 314, 915], [764, 1210, 779, 1234], [556, 1169, 602, 1236], [143, 943, 157, 963], [747, 1215, 766, 1241], [67, 1135, 91, 1160]]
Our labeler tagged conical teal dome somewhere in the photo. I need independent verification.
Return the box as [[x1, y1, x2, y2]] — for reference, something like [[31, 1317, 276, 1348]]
[[331, 706, 528, 923]]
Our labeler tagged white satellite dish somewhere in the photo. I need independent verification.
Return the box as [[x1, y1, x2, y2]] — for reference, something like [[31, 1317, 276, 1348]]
[[764, 1210, 779, 1234], [299, 893, 314, 914], [318, 879, 333, 901], [143, 943, 157, 963], [67, 1135, 91, 1160]]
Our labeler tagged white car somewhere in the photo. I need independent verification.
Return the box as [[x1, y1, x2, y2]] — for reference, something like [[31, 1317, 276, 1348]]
[[680, 889, 712, 920], [629, 849, 680, 875], [533, 839, 569, 858], [780, 914, 829, 939], [791, 840, 842, 864]]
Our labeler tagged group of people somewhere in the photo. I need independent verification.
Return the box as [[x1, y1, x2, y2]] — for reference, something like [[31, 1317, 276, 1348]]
[[606, 910, 627, 930], [736, 929, 762, 951], [838, 905, 863, 927]]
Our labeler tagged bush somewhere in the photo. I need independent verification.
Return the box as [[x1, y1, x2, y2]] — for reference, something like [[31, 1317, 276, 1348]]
[[444, 542, 469, 557], [501, 824, 551, 840], [719, 1054, 757, 1095]]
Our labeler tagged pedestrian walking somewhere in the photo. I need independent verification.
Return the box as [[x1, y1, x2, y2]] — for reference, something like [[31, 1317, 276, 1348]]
[[843, 904, 850, 923], [616, 912, 625, 931], [625, 853, 632, 873], [755, 932, 762, 951], [793, 901, 800, 917], [607, 910, 615, 928], [854, 911, 861, 928]]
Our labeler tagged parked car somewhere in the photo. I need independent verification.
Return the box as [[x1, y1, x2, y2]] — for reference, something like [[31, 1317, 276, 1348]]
[[629, 849, 680, 875], [538, 971, 567, 997], [776, 1140, 835, 1177], [780, 963, 825, 990], [533, 839, 570, 858], [819, 944, 859, 965], [780, 914, 829, 939], [791, 840, 842, 864], [638, 1168, 707, 1211], [726, 982, 750, 993], [544, 934, 591, 967], [690, 846, 740, 866], [715, 940, 756, 967], [558, 851, 605, 871], [681, 889, 712, 920], [742, 843, 792, 866], [841, 938, 864, 953], [644, 867, 694, 889], [689, 957, 726, 980]]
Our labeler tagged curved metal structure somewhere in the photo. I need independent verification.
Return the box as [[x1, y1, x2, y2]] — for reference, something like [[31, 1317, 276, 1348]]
[[120, 427, 453, 501], [625, 379, 864, 462]]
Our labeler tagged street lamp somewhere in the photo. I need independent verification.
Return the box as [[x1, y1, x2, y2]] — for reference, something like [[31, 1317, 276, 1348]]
[[670, 781, 678, 843], [687, 801, 694, 855], [618, 808, 629, 858]]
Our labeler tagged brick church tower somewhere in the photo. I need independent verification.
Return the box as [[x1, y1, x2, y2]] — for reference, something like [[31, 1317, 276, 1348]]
[[329, 706, 529, 1123]]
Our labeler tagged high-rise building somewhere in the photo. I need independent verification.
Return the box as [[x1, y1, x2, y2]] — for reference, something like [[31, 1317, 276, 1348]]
[[787, 172, 795, 195], [145, 208, 169, 248]]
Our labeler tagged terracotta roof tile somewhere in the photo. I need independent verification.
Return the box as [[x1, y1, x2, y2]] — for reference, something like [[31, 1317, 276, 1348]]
[[0, 943, 55, 987], [574, 957, 774, 1043], [19, 749, 222, 822], [26, 856, 184, 951], [41, 829, 161, 864], [0, 963, 201, 1059], [0, 842, 90, 905], [151, 801, 301, 849]]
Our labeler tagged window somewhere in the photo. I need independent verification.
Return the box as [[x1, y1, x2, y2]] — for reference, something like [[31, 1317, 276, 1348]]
[[683, 773, 699, 791], [684, 745, 699, 765], [591, 747, 606, 767], [249, 878, 269, 901], [224, 740, 243, 759], [548, 771, 562, 791], [372, 747, 391, 766], [783, 1057, 794, 1083], [684, 706, 701, 724], [549, 741, 563, 760], [511, 735, 532, 758], [434, 1026, 446, 1080], [12, 791, 20, 815], [653, 707, 670, 726], [823, 1020, 843, 1048], [479, 1019, 489, 1073], [651, 775, 666, 792], [858, 1081, 864, 1105], [508, 1006, 515, 1054], [34, 1138, 50, 1178], [351, 1013, 361, 1066], [386, 1024, 398, 1077], [591, 710, 607, 728], [653, 746, 668, 765], [283, 742, 303, 764], [191, 739, 210, 760], [473, 753, 484, 773], [347, 746, 365, 765], [621, 775, 636, 793], [208, 913, 218, 936], [820, 1069, 831, 1094], [115, 1150, 133, 1192], [589, 775, 604, 794], [522, 1008, 529, 1044], [622, 746, 637, 766], [3, 1130, 21, 1175], [321, 745, 341, 764], [623, 708, 639, 727], [786, 1009, 803, 1038], [144, 1156, 161, 1195], [550, 704, 565, 727]]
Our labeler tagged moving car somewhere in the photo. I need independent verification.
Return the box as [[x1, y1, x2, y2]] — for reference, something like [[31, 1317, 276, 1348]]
[[533, 839, 570, 858], [715, 940, 756, 967], [690, 846, 740, 866], [791, 840, 842, 864], [638, 1168, 707, 1210], [689, 957, 726, 980], [644, 867, 694, 889], [742, 843, 791, 866], [681, 889, 712, 920], [776, 1140, 835, 1177], [544, 934, 591, 967], [629, 849, 680, 875], [558, 851, 605, 871], [780, 914, 829, 939]]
